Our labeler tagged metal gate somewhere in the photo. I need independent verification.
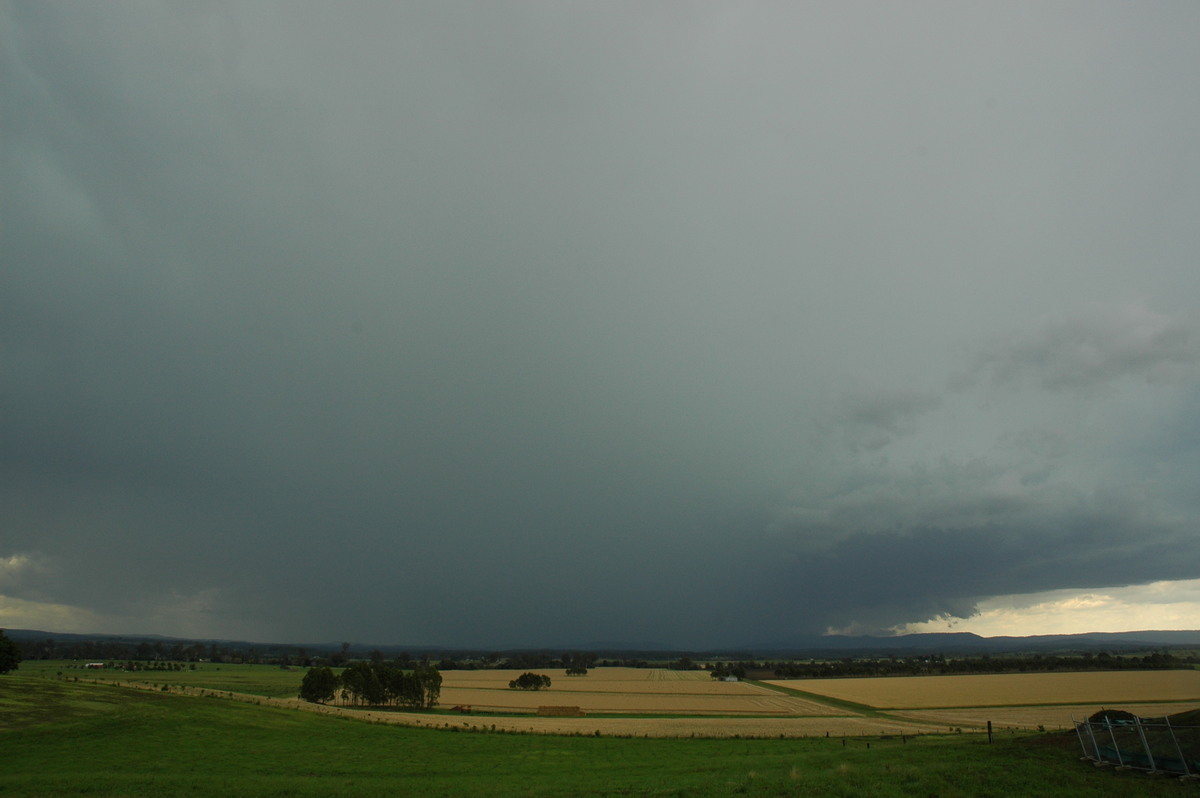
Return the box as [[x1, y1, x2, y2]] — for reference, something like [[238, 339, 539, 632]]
[[1074, 715, 1199, 777]]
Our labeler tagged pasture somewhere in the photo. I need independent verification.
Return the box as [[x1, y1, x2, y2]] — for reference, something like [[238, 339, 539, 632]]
[[31, 659, 304, 697], [1, 672, 1192, 797]]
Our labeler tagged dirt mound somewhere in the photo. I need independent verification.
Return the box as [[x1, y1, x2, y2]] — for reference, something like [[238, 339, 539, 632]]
[[1165, 707, 1200, 725], [1087, 706, 1200, 724]]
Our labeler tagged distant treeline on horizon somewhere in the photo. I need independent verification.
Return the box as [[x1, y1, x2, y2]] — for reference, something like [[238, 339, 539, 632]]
[[768, 650, 1196, 678], [12, 634, 1198, 678]]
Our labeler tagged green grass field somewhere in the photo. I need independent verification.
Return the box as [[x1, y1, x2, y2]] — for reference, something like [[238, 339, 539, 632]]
[[25, 659, 307, 697], [2, 669, 1194, 797]]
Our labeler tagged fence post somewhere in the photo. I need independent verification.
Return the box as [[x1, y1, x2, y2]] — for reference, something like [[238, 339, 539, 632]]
[[1165, 717, 1191, 777], [1133, 716, 1157, 773], [1072, 719, 1090, 759], [1084, 719, 1103, 762], [1105, 718, 1125, 766]]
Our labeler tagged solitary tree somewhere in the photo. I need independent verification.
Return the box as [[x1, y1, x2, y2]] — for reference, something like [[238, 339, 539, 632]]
[[0, 630, 22, 674]]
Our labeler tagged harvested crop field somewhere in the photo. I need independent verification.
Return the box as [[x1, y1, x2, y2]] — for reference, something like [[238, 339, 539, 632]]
[[443, 668, 753, 692], [403, 713, 942, 738], [272, 696, 944, 738], [768, 670, 1200, 709], [438, 668, 842, 715], [891, 701, 1200, 733]]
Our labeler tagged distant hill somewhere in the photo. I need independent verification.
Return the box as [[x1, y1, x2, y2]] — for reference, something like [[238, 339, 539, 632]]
[[5, 627, 1200, 659]]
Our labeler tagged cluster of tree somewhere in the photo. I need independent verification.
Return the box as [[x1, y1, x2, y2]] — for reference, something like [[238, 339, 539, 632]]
[[709, 663, 747, 680], [560, 652, 597, 672], [508, 672, 552, 690], [596, 658, 651, 668], [392, 651, 600, 671], [0, 630, 21, 674], [770, 651, 1198, 679], [492, 652, 598, 671], [299, 662, 441, 709], [95, 661, 198, 672]]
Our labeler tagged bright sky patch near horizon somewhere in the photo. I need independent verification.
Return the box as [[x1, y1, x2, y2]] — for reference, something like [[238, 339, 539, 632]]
[[893, 578, 1200, 638], [2, 2, 1199, 649]]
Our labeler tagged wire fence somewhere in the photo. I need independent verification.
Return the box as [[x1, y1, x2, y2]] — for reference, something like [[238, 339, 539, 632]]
[[1074, 714, 1200, 777]]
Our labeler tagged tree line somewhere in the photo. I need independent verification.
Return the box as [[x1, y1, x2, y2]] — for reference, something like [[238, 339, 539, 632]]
[[13, 630, 1197, 679], [12, 637, 316, 666], [299, 661, 441, 709], [768, 651, 1197, 679]]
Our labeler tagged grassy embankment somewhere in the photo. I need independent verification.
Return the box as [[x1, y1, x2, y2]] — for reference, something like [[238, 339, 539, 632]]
[[2, 667, 1194, 797]]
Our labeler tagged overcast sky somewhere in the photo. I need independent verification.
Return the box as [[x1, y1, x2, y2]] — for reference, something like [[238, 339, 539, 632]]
[[3, 2, 1199, 649]]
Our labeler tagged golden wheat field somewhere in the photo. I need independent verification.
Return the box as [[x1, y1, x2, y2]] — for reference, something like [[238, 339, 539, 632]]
[[397, 713, 941, 738], [443, 668, 750, 693], [767, 670, 1200, 709], [437, 668, 842, 715]]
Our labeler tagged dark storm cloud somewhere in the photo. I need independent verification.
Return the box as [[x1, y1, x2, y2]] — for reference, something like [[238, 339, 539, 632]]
[[4, 1, 1200, 646], [768, 451, 1200, 634]]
